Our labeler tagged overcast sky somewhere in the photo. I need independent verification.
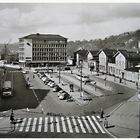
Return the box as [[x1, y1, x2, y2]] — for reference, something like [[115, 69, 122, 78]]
[[0, 3, 140, 43]]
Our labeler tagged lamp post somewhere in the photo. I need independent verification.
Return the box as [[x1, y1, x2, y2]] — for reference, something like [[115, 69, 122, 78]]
[[59, 56, 61, 84], [80, 60, 83, 98]]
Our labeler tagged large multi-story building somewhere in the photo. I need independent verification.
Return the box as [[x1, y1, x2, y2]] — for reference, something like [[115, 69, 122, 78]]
[[19, 33, 67, 67]]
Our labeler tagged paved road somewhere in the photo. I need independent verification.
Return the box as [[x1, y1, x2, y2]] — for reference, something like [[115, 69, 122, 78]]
[[0, 114, 111, 138]]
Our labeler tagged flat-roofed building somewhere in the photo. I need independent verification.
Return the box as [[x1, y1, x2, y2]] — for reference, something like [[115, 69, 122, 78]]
[[19, 33, 67, 67]]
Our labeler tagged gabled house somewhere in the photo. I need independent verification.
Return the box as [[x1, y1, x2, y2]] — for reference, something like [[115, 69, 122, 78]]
[[114, 50, 140, 78], [74, 48, 88, 67], [98, 49, 117, 73], [87, 50, 99, 71]]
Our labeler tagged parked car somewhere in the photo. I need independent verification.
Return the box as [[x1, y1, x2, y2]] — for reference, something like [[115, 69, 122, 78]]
[[47, 81, 54, 86], [50, 82, 56, 88], [41, 76, 47, 82], [59, 92, 69, 100], [57, 90, 64, 97], [44, 79, 51, 85], [53, 86, 61, 92]]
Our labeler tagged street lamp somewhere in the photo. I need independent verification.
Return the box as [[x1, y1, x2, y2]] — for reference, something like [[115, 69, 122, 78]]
[[80, 60, 83, 98], [58, 56, 61, 84]]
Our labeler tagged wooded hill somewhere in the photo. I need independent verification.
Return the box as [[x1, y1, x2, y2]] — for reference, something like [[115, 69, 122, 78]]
[[1, 29, 140, 56]]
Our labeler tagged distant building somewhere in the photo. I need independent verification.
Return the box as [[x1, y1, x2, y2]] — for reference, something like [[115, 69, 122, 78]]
[[74, 48, 88, 66], [114, 50, 140, 78], [19, 33, 67, 67], [87, 50, 99, 71], [98, 49, 117, 73]]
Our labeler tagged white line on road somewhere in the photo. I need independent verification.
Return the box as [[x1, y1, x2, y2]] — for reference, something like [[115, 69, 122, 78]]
[[25, 118, 32, 132], [66, 117, 73, 133], [91, 116, 105, 134], [38, 117, 43, 132], [71, 116, 80, 133], [77, 116, 86, 133], [31, 118, 37, 132], [19, 118, 26, 132], [32, 89, 46, 115], [50, 117, 54, 132], [86, 116, 98, 133], [61, 117, 67, 133], [44, 117, 48, 132], [82, 116, 92, 133], [55, 117, 60, 133]]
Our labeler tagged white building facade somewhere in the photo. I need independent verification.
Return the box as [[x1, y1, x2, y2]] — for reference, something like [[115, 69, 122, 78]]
[[19, 34, 67, 67], [99, 51, 107, 73], [115, 52, 127, 78]]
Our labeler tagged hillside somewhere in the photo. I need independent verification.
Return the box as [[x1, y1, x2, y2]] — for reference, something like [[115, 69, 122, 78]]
[[1, 29, 140, 56], [67, 29, 140, 56]]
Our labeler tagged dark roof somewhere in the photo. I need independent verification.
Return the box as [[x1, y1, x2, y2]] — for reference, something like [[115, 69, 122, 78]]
[[88, 50, 99, 57], [98, 49, 117, 57], [20, 33, 67, 40], [125, 67, 140, 72], [75, 49, 88, 56], [114, 50, 140, 61]]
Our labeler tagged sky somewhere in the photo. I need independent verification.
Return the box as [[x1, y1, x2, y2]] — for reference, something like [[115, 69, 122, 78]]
[[0, 2, 140, 43]]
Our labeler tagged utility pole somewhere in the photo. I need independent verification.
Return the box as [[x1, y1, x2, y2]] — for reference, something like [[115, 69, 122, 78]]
[[80, 61, 83, 98], [59, 56, 61, 84]]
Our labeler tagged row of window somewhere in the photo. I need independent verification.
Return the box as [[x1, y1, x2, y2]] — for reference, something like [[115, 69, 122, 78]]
[[32, 48, 66, 52], [32, 40, 66, 44], [32, 53, 67, 56], [32, 57, 66, 61], [32, 44, 66, 48]]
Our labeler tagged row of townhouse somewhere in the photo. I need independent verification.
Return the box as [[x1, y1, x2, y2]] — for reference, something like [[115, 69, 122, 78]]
[[74, 48, 140, 83]]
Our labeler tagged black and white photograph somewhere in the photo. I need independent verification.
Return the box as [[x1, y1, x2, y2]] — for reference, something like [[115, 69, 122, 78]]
[[0, 1, 140, 138]]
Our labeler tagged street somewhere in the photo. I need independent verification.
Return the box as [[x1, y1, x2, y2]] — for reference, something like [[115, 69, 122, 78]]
[[0, 67, 137, 138]]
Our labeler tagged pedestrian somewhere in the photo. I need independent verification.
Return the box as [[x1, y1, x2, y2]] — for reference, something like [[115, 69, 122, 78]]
[[10, 109, 15, 123], [104, 117, 108, 128], [10, 109, 15, 130], [33, 74, 35, 79], [136, 82, 138, 89], [100, 108, 104, 119]]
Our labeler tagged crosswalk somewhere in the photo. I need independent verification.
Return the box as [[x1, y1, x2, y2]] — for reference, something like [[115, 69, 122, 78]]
[[14, 115, 105, 134]]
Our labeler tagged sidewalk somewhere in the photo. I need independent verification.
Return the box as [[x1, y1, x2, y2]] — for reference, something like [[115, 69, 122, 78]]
[[79, 67, 138, 90], [104, 95, 139, 138], [44, 73, 91, 106]]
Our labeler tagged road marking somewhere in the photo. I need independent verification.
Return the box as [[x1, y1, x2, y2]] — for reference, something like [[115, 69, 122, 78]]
[[25, 118, 32, 132], [44, 117, 48, 132], [82, 116, 92, 133], [77, 116, 86, 133], [19, 118, 26, 132], [91, 116, 105, 134], [71, 116, 80, 133], [97, 115, 100, 119], [50, 117, 54, 132], [86, 116, 98, 133], [55, 117, 60, 133], [31, 118, 37, 132], [61, 117, 67, 133], [66, 117, 73, 133], [38, 117, 42, 132], [15, 121, 19, 130], [32, 89, 45, 114]]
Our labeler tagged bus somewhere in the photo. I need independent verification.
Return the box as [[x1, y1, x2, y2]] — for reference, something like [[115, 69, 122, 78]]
[[2, 81, 13, 97], [76, 74, 90, 82]]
